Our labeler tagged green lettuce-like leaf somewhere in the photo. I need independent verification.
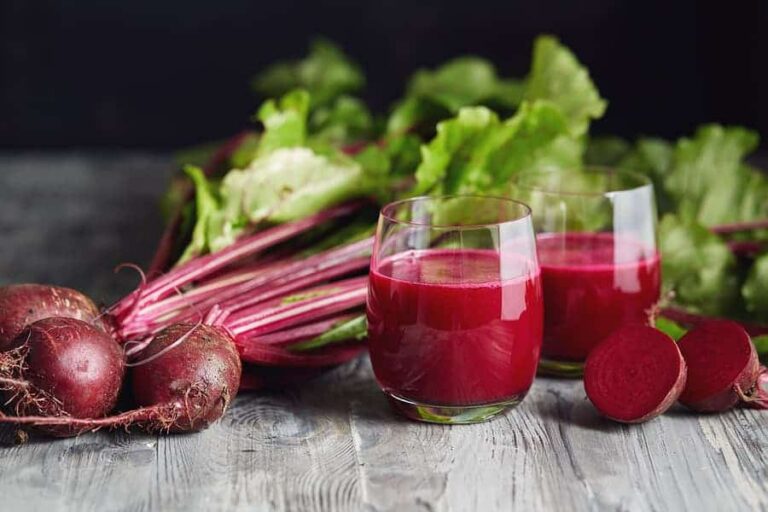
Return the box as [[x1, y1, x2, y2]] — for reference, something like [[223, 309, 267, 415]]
[[387, 57, 524, 135], [178, 165, 224, 262], [413, 106, 501, 195], [256, 89, 310, 154], [209, 147, 376, 251], [618, 137, 675, 212], [655, 317, 687, 341], [584, 136, 631, 166], [743, 253, 768, 318], [413, 101, 580, 196], [178, 89, 388, 257], [252, 39, 364, 107], [524, 35, 607, 136], [289, 315, 367, 351], [659, 214, 740, 316], [484, 101, 582, 186], [754, 335, 768, 365], [384, 132, 423, 178], [664, 125, 764, 226], [228, 132, 262, 170], [406, 57, 524, 112], [309, 95, 374, 145]]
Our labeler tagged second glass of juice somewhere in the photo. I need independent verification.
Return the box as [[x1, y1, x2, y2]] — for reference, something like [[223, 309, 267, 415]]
[[367, 196, 543, 424], [517, 168, 661, 377]]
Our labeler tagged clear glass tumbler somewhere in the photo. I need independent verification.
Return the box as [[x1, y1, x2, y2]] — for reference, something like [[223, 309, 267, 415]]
[[366, 196, 543, 424], [515, 167, 660, 377]]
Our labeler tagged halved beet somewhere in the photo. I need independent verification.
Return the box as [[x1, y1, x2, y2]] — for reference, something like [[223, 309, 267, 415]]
[[677, 320, 759, 413], [584, 325, 687, 423]]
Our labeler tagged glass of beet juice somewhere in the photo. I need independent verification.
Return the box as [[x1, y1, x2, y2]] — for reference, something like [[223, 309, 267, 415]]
[[366, 196, 543, 424], [516, 168, 661, 377]]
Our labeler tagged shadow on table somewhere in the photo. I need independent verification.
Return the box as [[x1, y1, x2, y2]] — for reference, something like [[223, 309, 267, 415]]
[[233, 355, 406, 427], [532, 377, 628, 433]]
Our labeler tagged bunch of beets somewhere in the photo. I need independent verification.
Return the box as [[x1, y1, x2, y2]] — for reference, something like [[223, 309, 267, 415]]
[[0, 203, 370, 437]]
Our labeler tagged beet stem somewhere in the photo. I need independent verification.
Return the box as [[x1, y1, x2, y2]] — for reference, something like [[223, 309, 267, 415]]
[[126, 322, 202, 368], [236, 313, 357, 347], [146, 130, 256, 277], [112, 202, 362, 323], [710, 219, 768, 234], [131, 238, 370, 325], [226, 277, 368, 336]]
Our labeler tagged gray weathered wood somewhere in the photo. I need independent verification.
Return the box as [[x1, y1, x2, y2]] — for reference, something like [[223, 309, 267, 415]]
[[0, 153, 766, 512]]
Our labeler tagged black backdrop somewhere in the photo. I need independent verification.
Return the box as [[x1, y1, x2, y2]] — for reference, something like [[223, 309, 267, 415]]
[[1, 0, 765, 149]]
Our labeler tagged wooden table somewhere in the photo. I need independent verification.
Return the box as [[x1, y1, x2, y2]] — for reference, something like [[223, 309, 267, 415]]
[[1, 153, 766, 512]]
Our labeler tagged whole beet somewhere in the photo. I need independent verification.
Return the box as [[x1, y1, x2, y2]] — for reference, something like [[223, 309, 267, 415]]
[[0, 317, 125, 436], [0, 322, 241, 436], [0, 284, 105, 349], [130, 323, 242, 432]]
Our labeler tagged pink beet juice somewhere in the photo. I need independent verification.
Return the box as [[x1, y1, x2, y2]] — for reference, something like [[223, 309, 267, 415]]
[[517, 167, 660, 376], [538, 233, 661, 362], [367, 195, 542, 424], [368, 249, 543, 406]]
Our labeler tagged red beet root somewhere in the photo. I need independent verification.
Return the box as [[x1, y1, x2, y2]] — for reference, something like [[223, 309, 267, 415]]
[[0, 284, 105, 349], [584, 325, 687, 423], [0, 317, 125, 436], [677, 320, 760, 413], [0, 323, 241, 435], [129, 323, 242, 432]]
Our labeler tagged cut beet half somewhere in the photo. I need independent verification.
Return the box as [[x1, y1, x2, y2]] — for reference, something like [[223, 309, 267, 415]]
[[584, 325, 687, 423], [677, 320, 760, 413]]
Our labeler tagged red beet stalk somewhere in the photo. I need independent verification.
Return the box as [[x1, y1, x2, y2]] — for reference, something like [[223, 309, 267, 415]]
[[238, 342, 365, 367], [147, 130, 257, 277], [112, 202, 362, 325], [710, 219, 768, 235], [226, 276, 369, 336], [241, 314, 357, 347], [118, 240, 371, 339]]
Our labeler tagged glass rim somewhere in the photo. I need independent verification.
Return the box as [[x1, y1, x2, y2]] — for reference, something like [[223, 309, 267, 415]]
[[514, 166, 652, 198], [379, 194, 533, 230]]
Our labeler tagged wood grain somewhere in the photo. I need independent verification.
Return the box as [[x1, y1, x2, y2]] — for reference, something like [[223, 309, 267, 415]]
[[0, 153, 766, 512]]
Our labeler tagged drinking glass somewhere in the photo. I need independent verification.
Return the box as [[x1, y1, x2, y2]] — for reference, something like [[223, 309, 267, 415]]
[[515, 167, 660, 377], [366, 195, 543, 424]]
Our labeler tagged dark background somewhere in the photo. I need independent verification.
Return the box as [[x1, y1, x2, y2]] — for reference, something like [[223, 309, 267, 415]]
[[1, 0, 765, 149]]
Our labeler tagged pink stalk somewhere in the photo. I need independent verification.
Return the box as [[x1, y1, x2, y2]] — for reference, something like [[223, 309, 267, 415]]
[[113, 202, 361, 321], [227, 277, 368, 337], [127, 257, 368, 337], [727, 240, 766, 258], [131, 258, 295, 321], [147, 130, 256, 277], [215, 257, 368, 314], [710, 219, 768, 235], [117, 239, 372, 338], [237, 342, 366, 367], [192, 238, 371, 315], [237, 314, 356, 347]]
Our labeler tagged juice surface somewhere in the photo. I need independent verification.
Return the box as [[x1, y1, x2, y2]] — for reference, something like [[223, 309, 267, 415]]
[[537, 232, 661, 362], [367, 249, 543, 406]]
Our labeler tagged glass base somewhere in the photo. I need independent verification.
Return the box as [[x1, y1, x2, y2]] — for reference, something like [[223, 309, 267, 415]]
[[538, 358, 585, 378], [384, 392, 524, 424]]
